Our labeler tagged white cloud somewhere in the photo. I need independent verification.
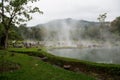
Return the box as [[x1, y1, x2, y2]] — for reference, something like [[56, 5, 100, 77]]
[[27, 0, 120, 26]]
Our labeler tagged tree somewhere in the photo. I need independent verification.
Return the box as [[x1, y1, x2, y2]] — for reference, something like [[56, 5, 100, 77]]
[[30, 27, 42, 40], [97, 13, 107, 28], [18, 24, 30, 39], [0, 23, 5, 48], [97, 13, 107, 22], [0, 0, 43, 49], [97, 13, 107, 40], [8, 24, 23, 40], [110, 16, 120, 35]]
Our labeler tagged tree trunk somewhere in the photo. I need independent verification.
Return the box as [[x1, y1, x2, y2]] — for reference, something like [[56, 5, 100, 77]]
[[4, 29, 8, 49], [0, 34, 5, 49]]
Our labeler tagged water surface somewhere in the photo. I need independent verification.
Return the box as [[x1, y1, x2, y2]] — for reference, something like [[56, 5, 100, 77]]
[[48, 47, 120, 64]]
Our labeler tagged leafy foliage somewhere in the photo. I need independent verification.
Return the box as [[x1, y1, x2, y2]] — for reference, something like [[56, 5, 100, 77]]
[[0, 0, 43, 26], [0, 0, 43, 48], [97, 13, 107, 23], [110, 16, 120, 35], [17, 25, 46, 40], [8, 25, 23, 40]]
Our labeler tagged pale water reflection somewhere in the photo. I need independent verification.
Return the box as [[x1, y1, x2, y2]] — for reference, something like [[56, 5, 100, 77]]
[[48, 46, 120, 64]]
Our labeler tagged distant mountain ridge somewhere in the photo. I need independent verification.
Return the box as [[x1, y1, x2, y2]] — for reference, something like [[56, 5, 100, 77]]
[[19, 18, 112, 41], [32, 18, 110, 28]]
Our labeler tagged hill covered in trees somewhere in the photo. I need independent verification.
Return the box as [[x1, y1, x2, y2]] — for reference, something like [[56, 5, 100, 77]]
[[19, 18, 111, 41]]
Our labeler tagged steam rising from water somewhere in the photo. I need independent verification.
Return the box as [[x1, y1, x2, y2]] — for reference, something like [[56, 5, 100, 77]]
[[38, 19, 120, 47], [20, 18, 120, 48]]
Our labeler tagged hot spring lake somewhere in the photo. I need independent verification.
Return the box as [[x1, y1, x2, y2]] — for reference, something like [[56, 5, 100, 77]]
[[48, 46, 120, 64]]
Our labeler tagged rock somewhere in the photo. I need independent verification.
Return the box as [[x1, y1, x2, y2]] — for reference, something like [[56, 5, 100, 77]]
[[40, 57, 48, 61], [63, 64, 71, 69]]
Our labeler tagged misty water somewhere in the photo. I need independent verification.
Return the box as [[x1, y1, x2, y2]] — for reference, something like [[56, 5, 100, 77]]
[[48, 46, 120, 64]]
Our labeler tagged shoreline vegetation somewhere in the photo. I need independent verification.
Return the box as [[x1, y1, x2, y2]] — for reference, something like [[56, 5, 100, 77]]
[[7, 48, 120, 80]]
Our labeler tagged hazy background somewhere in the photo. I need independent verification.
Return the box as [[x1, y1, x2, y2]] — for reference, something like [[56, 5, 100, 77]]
[[27, 0, 120, 26]]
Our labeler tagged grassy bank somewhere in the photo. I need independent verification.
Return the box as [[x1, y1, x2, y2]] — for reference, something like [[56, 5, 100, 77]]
[[0, 50, 95, 80], [8, 48, 120, 80]]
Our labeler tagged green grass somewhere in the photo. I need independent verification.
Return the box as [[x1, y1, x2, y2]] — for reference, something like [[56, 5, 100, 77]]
[[7, 48, 120, 78], [7, 48, 38, 52], [0, 50, 96, 80]]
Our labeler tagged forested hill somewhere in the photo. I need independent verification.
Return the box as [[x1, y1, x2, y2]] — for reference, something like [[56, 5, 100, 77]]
[[25, 18, 110, 41], [34, 18, 110, 28], [0, 18, 112, 41]]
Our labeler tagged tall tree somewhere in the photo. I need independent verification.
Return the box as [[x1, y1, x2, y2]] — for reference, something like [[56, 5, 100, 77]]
[[0, 0, 43, 49], [97, 13, 107, 23], [97, 13, 107, 40]]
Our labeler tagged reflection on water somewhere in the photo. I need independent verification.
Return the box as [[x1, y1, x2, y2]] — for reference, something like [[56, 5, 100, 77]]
[[48, 46, 120, 64]]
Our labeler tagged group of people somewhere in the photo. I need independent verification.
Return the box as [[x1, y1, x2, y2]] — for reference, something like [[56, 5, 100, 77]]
[[12, 41, 40, 48]]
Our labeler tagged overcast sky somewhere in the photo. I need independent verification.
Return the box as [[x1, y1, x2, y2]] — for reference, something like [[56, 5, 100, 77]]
[[27, 0, 120, 26]]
